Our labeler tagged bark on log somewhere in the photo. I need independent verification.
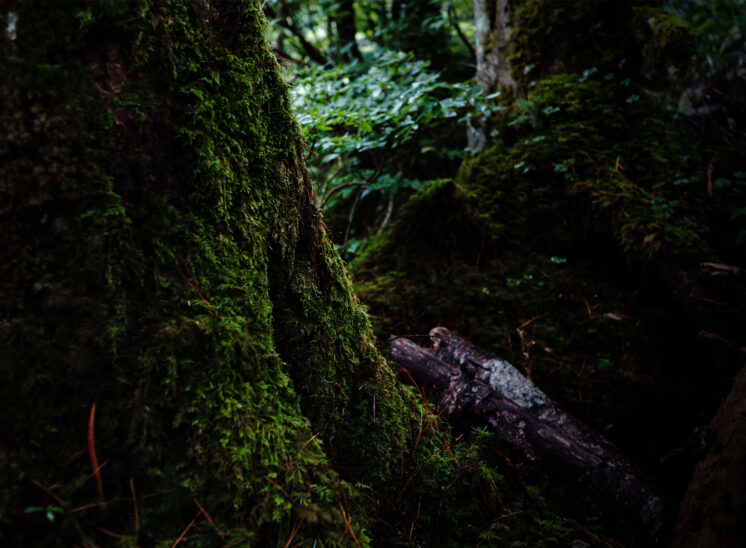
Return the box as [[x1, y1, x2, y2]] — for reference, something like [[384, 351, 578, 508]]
[[671, 364, 746, 548], [430, 327, 618, 460], [388, 333, 663, 542]]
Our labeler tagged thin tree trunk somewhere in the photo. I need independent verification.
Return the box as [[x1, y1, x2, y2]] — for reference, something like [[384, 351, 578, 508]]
[[336, 0, 362, 61]]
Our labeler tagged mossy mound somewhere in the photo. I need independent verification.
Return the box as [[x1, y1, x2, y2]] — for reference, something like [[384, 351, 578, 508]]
[[509, 0, 696, 89]]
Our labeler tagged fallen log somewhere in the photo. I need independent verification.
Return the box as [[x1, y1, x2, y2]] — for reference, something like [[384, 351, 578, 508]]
[[430, 327, 618, 461], [388, 334, 663, 542]]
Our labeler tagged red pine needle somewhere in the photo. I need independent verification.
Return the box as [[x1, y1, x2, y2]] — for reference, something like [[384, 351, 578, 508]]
[[171, 510, 200, 547], [87, 403, 104, 501], [338, 503, 362, 548], [194, 498, 227, 539]]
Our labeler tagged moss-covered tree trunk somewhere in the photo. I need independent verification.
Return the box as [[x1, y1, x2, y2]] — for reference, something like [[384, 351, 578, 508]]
[[0, 2, 479, 545]]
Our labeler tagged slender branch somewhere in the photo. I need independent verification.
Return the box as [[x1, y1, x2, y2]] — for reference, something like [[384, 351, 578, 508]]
[[320, 162, 346, 200], [342, 188, 363, 248], [320, 180, 367, 210], [265, 5, 328, 65], [88, 403, 104, 502], [269, 45, 307, 66], [281, 20, 328, 65], [449, 5, 476, 61], [376, 192, 395, 235]]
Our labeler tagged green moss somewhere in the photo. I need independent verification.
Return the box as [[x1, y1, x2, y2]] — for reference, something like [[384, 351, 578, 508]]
[[0, 1, 582, 546], [0, 1, 358, 544], [508, 0, 694, 88]]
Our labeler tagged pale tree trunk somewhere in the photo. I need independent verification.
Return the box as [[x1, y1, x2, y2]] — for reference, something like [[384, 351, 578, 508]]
[[469, 0, 517, 151], [474, 0, 517, 95]]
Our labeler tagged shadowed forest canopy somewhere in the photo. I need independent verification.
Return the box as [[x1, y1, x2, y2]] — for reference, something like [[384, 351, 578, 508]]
[[1, 0, 745, 547]]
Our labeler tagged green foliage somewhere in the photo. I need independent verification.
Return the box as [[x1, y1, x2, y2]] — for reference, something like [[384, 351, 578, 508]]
[[666, 0, 746, 74], [291, 47, 477, 207], [263, 0, 480, 256], [287, 46, 491, 255], [352, 65, 744, 546], [264, 0, 475, 72]]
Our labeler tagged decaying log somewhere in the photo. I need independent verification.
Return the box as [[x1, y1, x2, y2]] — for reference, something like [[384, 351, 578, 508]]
[[671, 364, 746, 548], [388, 333, 663, 542], [430, 327, 618, 460]]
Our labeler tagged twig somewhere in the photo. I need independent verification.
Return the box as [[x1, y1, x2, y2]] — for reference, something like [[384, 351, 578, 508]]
[[338, 503, 362, 548], [171, 510, 201, 547], [517, 314, 547, 330], [85, 459, 109, 484], [194, 498, 227, 539], [319, 180, 367, 210], [88, 404, 104, 502], [301, 140, 318, 160], [271, 46, 307, 66], [284, 521, 302, 548], [61, 447, 87, 467], [266, 476, 291, 500], [130, 478, 139, 544], [376, 192, 395, 236], [319, 162, 346, 202], [448, 5, 476, 60], [98, 526, 123, 539], [342, 188, 363, 249], [299, 433, 319, 453]]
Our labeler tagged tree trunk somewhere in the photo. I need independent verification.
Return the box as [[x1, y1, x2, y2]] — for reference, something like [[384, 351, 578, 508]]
[[388, 332, 664, 542], [335, 0, 362, 61], [0, 2, 435, 545], [671, 364, 746, 548], [474, 0, 517, 95], [469, 0, 517, 150]]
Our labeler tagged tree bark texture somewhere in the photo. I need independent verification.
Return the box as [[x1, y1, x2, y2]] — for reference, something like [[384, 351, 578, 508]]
[[469, 0, 517, 150], [671, 364, 746, 548], [0, 3, 413, 543], [388, 331, 664, 541], [474, 0, 517, 95]]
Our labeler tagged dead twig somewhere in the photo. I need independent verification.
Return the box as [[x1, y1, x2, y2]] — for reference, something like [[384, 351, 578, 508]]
[[171, 510, 201, 547], [88, 404, 104, 502]]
